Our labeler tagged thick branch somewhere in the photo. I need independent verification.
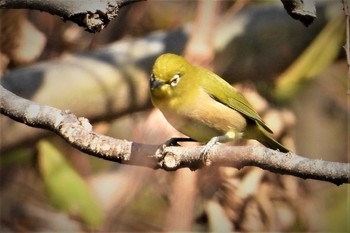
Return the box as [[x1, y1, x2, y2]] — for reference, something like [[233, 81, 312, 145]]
[[0, 85, 157, 166], [0, 0, 143, 32], [1, 85, 349, 185]]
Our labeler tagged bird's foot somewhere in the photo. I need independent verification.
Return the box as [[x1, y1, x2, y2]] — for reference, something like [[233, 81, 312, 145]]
[[200, 136, 220, 166], [165, 137, 195, 146], [155, 137, 195, 159], [200, 132, 243, 166]]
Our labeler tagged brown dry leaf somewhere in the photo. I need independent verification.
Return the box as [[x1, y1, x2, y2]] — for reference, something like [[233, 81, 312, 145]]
[[204, 166, 315, 231]]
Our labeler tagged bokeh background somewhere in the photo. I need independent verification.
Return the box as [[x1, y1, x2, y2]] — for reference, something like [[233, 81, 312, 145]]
[[0, 0, 348, 232]]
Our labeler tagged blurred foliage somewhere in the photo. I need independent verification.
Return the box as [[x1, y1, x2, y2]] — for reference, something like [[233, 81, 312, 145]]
[[0, 148, 34, 166], [0, 1, 348, 232], [125, 184, 168, 228], [275, 14, 346, 100], [38, 140, 103, 227], [322, 185, 349, 231]]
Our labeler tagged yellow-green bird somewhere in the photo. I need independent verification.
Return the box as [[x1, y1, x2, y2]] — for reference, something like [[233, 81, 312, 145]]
[[150, 53, 289, 157]]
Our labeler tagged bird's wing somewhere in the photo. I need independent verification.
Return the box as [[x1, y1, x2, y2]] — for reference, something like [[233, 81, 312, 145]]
[[201, 71, 273, 133]]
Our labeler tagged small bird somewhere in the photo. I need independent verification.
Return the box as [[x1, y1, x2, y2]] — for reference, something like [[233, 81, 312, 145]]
[[150, 53, 289, 160]]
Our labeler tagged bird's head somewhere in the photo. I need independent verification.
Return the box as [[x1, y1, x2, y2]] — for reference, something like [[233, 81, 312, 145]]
[[150, 53, 192, 100]]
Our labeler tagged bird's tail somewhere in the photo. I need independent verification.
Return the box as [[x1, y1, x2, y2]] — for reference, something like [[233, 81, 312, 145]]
[[256, 125, 289, 153]]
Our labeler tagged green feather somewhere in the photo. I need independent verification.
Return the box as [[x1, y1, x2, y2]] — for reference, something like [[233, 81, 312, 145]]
[[195, 67, 273, 133]]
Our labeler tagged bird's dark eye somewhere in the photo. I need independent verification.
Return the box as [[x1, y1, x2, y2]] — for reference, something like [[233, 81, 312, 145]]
[[170, 74, 180, 87]]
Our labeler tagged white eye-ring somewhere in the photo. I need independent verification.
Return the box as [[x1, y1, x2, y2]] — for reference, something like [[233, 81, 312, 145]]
[[170, 74, 180, 87]]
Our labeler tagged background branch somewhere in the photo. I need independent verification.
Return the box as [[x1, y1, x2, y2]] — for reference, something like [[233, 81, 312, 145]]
[[0, 0, 142, 32], [1, 85, 349, 185], [280, 0, 316, 26], [343, 0, 350, 96]]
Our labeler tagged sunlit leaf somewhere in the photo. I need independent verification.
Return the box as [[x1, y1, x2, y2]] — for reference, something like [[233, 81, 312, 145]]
[[38, 140, 103, 227]]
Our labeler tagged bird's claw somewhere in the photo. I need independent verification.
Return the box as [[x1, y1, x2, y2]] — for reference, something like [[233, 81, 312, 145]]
[[163, 138, 182, 147], [200, 149, 211, 166], [155, 144, 167, 159], [200, 137, 219, 166], [155, 137, 194, 159]]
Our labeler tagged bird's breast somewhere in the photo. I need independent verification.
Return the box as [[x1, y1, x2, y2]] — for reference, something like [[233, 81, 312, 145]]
[[156, 88, 248, 143]]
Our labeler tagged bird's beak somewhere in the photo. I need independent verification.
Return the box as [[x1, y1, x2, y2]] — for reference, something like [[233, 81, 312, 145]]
[[150, 74, 164, 90]]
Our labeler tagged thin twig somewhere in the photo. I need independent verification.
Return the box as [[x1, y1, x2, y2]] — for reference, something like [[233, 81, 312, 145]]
[[342, 0, 350, 95]]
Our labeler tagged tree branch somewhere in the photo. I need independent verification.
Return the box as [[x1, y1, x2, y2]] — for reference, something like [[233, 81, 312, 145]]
[[280, 0, 316, 26], [1, 85, 349, 185], [0, 0, 143, 32]]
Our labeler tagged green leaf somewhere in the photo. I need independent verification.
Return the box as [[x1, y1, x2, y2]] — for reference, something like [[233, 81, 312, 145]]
[[38, 140, 103, 227], [274, 14, 345, 100]]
